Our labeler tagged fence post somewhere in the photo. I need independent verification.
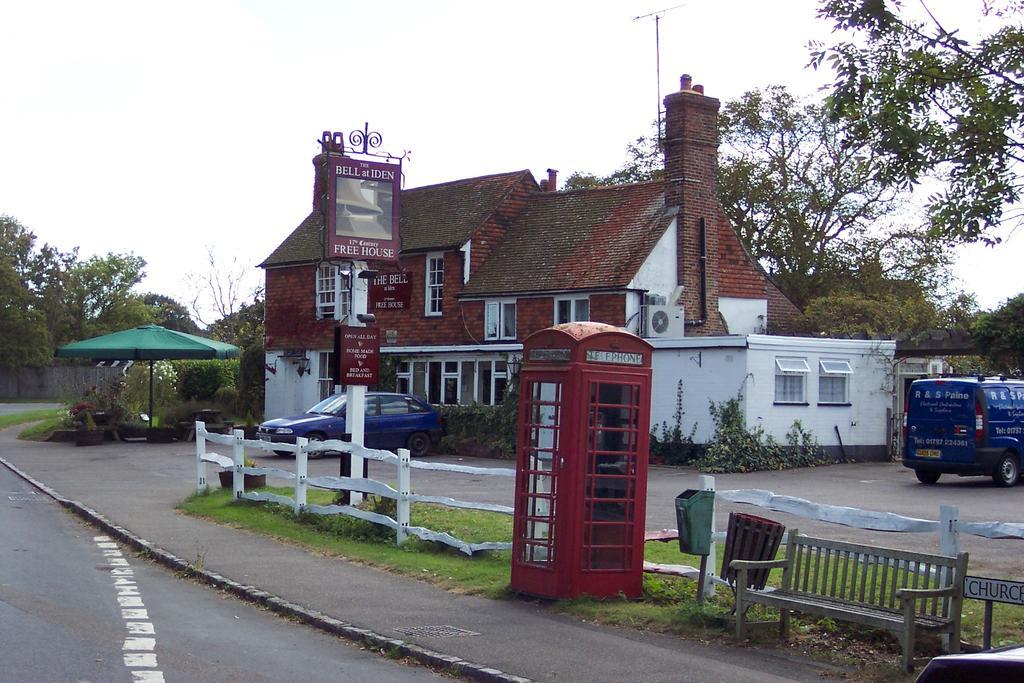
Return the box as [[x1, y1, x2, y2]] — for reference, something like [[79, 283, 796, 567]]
[[939, 505, 960, 557], [698, 474, 717, 600], [295, 437, 308, 514], [232, 428, 245, 499], [195, 421, 207, 492], [396, 448, 411, 545]]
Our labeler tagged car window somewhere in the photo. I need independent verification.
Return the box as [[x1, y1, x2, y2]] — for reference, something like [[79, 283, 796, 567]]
[[406, 398, 430, 413], [364, 396, 380, 417], [308, 394, 346, 415], [379, 396, 409, 415]]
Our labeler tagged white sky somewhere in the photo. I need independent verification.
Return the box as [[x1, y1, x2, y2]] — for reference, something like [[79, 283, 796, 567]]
[[0, 0, 1020, 319]]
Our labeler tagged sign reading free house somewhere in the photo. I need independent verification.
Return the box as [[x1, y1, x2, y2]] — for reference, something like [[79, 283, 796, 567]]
[[327, 157, 401, 263]]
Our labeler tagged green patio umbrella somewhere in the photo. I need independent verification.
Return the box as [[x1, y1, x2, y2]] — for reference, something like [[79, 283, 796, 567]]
[[55, 324, 240, 423]]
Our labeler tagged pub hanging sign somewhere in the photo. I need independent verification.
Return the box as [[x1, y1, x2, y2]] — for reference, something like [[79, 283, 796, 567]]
[[326, 155, 401, 263]]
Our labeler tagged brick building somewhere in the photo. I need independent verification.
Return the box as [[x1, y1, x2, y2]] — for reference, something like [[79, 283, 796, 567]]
[[260, 75, 802, 419]]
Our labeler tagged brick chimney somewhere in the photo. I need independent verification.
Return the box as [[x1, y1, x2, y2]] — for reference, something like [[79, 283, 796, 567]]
[[663, 74, 724, 333], [547, 168, 558, 192]]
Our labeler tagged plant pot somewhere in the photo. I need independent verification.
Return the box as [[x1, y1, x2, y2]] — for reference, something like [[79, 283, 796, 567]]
[[75, 429, 105, 447], [146, 427, 176, 443], [241, 425, 259, 440], [218, 470, 266, 489]]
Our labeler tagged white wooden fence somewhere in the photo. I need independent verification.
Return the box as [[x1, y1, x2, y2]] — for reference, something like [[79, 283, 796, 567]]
[[194, 422, 514, 556]]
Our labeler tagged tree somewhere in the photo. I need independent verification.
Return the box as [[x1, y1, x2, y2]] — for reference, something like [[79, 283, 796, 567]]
[[185, 247, 262, 327], [970, 293, 1024, 373], [719, 86, 952, 310], [144, 293, 200, 334], [813, 0, 1024, 243], [0, 259, 50, 367], [62, 253, 151, 341], [206, 297, 264, 349]]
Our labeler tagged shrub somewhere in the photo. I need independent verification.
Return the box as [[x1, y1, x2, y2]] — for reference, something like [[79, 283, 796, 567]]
[[174, 359, 240, 401], [693, 397, 826, 473], [438, 378, 519, 459], [123, 361, 179, 420], [213, 386, 241, 417], [649, 380, 703, 465]]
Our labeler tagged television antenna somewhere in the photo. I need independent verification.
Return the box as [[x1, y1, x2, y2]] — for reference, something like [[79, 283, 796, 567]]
[[633, 3, 686, 142]]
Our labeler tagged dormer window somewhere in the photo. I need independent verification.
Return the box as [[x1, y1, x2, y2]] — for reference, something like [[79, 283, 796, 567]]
[[316, 264, 350, 320]]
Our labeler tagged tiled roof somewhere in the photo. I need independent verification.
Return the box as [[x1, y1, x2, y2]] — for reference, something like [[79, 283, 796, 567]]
[[461, 182, 670, 296], [260, 170, 533, 267]]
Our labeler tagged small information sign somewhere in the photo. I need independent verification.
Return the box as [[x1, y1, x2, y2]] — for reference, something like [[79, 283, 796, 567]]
[[964, 575, 1024, 649], [585, 349, 644, 366], [369, 271, 412, 311], [341, 327, 380, 386]]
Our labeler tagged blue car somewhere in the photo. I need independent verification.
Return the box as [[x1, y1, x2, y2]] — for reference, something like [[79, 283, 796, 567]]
[[258, 392, 445, 458]]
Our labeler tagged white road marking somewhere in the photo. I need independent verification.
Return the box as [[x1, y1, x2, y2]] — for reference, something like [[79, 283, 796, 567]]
[[93, 537, 163, 681]]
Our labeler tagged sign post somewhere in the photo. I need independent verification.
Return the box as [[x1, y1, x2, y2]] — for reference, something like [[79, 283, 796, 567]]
[[964, 575, 1024, 649], [342, 262, 372, 505]]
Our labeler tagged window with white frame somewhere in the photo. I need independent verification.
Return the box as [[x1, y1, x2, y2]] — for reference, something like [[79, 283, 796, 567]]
[[316, 264, 350, 320], [485, 299, 517, 340], [317, 351, 336, 400], [395, 358, 509, 406], [775, 357, 810, 403], [554, 296, 590, 325], [818, 359, 853, 404], [425, 253, 444, 316]]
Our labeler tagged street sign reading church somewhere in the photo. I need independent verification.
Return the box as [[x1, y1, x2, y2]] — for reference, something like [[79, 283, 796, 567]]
[[326, 156, 401, 263]]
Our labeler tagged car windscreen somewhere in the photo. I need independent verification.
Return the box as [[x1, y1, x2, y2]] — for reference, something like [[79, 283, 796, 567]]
[[307, 394, 346, 415], [908, 382, 974, 420]]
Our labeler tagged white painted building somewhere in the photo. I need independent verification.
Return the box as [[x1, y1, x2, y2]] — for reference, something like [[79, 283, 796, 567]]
[[650, 335, 896, 461]]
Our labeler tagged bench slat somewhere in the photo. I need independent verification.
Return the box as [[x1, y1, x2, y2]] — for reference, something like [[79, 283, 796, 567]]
[[792, 535, 959, 566], [746, 590, 953, 632]]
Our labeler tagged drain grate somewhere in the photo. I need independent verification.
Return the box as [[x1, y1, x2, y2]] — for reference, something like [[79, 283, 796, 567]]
[[395, 625, 480, 638], [8, 492, 39, 502]]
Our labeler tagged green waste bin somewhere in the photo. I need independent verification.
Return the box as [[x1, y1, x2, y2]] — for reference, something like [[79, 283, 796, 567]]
[[674, 489, 715, 556]]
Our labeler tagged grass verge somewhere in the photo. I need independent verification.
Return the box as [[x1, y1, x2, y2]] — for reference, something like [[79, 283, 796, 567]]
[[0, 408, 66, 435], [180, 486, 1024, 681]]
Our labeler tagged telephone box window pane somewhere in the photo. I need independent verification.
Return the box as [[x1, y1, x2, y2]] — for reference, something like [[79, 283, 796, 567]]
[[530, 448, 554, 472], [517, 380, 561, 568], [589, 547, 627, 570]]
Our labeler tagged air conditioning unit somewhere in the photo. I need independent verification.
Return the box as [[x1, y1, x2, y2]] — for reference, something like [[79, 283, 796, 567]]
[[645, 305, 685, 338]]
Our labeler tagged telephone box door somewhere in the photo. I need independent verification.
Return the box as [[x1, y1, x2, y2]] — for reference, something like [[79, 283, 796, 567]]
[[511, 373, 571, 598]]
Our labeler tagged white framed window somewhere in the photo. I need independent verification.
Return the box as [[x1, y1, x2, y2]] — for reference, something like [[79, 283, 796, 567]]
[[425, 252, 444, 316], [316, 264, 350, 320], [775, 357, 809, 403], [554, 296, 590, 325], [485, 299, 517, 340], [394, 358, 510, 406], [818, 359, 853, 404], [317, 351, 336, 400]]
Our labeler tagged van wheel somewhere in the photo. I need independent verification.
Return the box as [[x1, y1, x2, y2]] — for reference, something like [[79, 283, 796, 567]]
[[915, 470, 940, 485], [992, 452, 1019, 487]]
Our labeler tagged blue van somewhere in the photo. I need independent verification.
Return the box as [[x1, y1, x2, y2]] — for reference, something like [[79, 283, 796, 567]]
[[904, 377, 1024, 486]]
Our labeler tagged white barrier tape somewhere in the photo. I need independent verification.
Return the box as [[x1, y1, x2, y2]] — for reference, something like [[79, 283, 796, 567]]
[[241, 491, 294, 507], [404, 526, 512, 556], [720, 488, 1024, 540], [242, 466, 295, 480], [304, 503, 398, 529], [200, 453, 233, 468], [407, 494, 514, 515]]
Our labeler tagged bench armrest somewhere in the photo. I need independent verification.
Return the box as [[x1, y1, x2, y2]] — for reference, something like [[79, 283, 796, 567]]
[[730, 559, 789, 571], [896, 586, 957, 601]]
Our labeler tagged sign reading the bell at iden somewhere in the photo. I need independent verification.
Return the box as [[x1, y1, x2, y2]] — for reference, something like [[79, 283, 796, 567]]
[[341, 327, 380, 385], [327, 157, 400, 263]]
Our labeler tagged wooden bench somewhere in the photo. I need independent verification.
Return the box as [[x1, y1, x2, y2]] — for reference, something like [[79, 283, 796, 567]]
[[731, 529, 969, 672]]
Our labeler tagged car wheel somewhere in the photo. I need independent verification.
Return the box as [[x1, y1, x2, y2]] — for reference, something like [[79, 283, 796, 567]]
[[273, 450, 292, 457], [406, 431, 431, 458], [915, 470, 940, 485], [992, 451, 1019, 487], [305, 432, 326, 459]]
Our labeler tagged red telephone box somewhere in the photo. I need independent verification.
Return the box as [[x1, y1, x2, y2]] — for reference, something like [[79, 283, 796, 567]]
[[511, 322, 653, 600]]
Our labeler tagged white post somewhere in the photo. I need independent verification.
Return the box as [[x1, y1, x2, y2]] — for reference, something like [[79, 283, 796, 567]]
[[698, 474, 717, 600], [397, 447, 411, 544], [232, 428, 245, 499], [295, 437, 308, 514], [345, 260, 369, 506], [195, 421, 207, 491], [940, 505, 960, 556]]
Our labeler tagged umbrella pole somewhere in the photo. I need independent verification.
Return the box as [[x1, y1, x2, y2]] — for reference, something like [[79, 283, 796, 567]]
[[148, 360, 154, 425]]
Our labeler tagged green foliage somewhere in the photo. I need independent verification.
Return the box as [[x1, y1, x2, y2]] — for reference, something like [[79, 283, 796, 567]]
[[206, 297, 264, 349], [649, 380, 703, 465], [970, 292, 1024, 374], [693, 397, 827, 473], [238, 343, 266, 420], [144, 293, 199, 334], [213, 385, 241, 417], [563, 120, 664, 190], [174, 359, 240, 401], [814, 0, 1024, 242], [61, 252, 151, 341], [439, 402, 516, 459], [122, 361, 179, 419], [0, 258, 50, 367]]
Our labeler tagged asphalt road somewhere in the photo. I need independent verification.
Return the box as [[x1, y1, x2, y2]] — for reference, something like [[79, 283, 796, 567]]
[[0, 402, 63, 415], [0, 464, 443, 683]]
